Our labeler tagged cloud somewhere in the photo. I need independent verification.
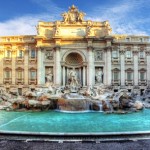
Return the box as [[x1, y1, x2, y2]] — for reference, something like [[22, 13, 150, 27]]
[[86, 0, 150, 35], [0, 0, 149, 36]]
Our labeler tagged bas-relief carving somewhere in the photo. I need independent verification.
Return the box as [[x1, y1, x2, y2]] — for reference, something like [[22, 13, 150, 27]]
[[45, 50, 53, 60], [94, 51, 103, 61]]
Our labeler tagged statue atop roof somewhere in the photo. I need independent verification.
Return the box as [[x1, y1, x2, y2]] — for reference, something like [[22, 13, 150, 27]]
[[61, 5, 86, 23]]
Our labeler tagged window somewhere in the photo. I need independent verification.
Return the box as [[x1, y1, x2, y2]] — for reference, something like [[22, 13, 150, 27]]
[[112, 50, 118, 58], [140, 72, 145, 80], [30, 71, 36, 79], [127, 72, 132, 80], [126, 50, 131, 58], [31, 50, 36, 58], [114, 72, 119, 80], [139, 51, 144, 58], [6, 50, 11, 58], [17, 71, 23, 79], [18, 50, 24, 58], [5, 71, 11, 78]]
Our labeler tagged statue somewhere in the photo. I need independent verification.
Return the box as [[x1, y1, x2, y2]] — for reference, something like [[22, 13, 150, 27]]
[[68, 68, 79, 87], [95, 68, 103, 84], [86, 25, 92, 36], [45, 68, 53, 83], [61, 12, 69, 22], [78, 12, 86, 22]]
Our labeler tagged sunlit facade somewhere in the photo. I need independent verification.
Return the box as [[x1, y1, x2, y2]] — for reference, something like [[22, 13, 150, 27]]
[[0, 5, 150, 95]]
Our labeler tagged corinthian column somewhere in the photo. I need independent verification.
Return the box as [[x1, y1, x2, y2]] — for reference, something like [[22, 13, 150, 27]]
[[146, 50, 150, 84], [54, 46, 61, 86], [24, 46, 29, 85], [119, 48, 125, 86], [87, 46, 94, 87], [106, 47, 112, 85], [11, 48, 16, 85], [37, 47, 45, 85], [133, 48, 139, 86], [0, 50, 4, 84]]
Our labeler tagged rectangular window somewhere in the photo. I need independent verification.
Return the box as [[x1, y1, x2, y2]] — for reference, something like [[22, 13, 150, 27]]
[[140, 72, 145, 80], [6, 50, 11, 58], [114, 72, 119, 80], [5, 71, 11, 78], [31, 50, 36, 58], [30, 71, 36, 79], [126, 51, 131, 58], [127, 72, 132, 80], [139, 51, 144, 58], [17, 71, 23, 79], [18, 50, 24, 58], [112, 50, 118, 58]]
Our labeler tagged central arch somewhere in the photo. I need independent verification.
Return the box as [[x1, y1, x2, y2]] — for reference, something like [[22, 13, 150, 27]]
[[61, 50, 87, 86]]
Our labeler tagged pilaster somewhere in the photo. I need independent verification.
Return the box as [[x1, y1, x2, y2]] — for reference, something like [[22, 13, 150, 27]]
[[0, 49, 4, 84], [24, 46, 29, 85], [54, 46, 61, 86], [146, 49, 150, 85], [87, 46, 94, 87], [133, 46, 139, 86], [37, 47, 45, 85], [11, 47, 16, 85], [106, 46, 112, 86], [119, 47, 125, 86]]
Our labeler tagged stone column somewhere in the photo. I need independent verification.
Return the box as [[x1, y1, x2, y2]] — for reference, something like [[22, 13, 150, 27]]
[[63, 66, 65, 86], [87, 46, 94, 87], [11, 48, 16, 85], [104, 50, 107, 85], [24, 46, 29, 85], [119, 49, 125, 86], [54, 46, 61, 86], [83, 66, 86, 86], [0, 50, 4, 84], [37, 47, 45, 85], [106, 47, 112, 85], [133, 48, 139, 86], [146, 50, 150, 85]]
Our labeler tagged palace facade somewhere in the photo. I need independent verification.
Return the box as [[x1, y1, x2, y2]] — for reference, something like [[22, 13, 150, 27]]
[[0, 5, 150, 95]]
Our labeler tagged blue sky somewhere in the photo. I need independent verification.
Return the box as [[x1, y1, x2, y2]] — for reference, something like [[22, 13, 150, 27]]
[[0, 0, 150, 36]]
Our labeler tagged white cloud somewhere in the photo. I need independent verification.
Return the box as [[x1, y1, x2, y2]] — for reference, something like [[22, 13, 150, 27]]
[[86, 0, 150, 35], [0, 0, 149, 36]]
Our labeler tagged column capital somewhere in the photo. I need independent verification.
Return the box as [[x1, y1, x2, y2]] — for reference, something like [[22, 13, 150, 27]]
[[119, 50, 125, 55], [53, 46, 60, 51], [87, 46, 94, 51], [133, 50, 139, 56], [146, 51, 150, 56], [105, 46, 112, 51], [0, 49, 4, 55]]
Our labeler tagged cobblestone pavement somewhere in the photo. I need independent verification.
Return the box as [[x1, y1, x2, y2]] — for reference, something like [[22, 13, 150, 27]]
[[0, 140, 150, 150]]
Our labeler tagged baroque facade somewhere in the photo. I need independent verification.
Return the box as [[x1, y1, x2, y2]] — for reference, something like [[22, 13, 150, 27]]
[[0, 5, 150, 95]]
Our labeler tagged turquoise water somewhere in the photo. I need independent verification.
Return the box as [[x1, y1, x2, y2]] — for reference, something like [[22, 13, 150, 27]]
[[0, 109, 150, 133]]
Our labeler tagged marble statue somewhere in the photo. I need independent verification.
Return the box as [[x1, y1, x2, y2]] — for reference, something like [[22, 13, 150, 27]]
[[68, 68, 79, 87], [45, 68, 53, 83], [95, 68, 103, 84]]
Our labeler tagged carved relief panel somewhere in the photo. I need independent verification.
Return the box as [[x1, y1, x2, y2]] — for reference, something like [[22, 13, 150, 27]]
[[94, 50, 103, 61], [45, 50, 53, 61]]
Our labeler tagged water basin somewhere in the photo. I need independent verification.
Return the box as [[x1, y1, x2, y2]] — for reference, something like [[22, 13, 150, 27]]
[[0, 109, 150, 134]]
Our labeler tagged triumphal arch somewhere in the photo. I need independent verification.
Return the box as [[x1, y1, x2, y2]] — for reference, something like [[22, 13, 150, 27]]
[[36, 5, 112, 88], [0, 5, 150, 94]]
